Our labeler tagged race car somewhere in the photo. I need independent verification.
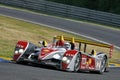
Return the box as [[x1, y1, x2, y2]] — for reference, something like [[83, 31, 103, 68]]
[[13, 35, 114, 74]]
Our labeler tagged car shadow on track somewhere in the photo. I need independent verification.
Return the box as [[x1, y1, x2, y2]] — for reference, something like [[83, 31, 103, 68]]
[[11, 61, 108, 75], [12, 61, 61, 72]]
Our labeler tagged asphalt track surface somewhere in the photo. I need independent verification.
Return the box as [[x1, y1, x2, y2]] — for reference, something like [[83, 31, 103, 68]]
[[0, 6, 120, 80], [0, 62, 120, 80], [0, 6, 120, 50]]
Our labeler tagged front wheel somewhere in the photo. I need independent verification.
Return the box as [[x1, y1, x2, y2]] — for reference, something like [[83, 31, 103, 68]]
[[74, 53, 81, 72], [16, 58, 28, 65]]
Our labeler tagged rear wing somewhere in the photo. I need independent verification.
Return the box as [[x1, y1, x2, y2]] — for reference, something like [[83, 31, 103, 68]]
[[53, 35, 114, 58]]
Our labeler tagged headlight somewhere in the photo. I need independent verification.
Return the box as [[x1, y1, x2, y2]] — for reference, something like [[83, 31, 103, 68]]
[[62, 57, 67, 62], [15, 50, 18, 54], [62, 57, 71, 64], [19, 49, 24, 54], [53, 54, 61, 59], [66, 60, 70, 64]]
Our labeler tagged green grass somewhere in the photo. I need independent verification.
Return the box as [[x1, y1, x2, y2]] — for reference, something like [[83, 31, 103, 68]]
[[0, 15, 120, 63]]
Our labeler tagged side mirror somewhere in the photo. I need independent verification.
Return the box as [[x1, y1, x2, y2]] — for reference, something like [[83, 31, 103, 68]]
[[38, 41, 43, 45], [38, 41, 48, 47]]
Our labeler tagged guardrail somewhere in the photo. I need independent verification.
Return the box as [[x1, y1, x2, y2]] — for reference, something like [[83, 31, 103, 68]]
[[0, 0, 120, 27]]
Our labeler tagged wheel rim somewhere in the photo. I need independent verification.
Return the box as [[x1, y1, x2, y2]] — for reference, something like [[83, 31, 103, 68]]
[[74, 54, 80, 71], [100, 57, 107, 72]]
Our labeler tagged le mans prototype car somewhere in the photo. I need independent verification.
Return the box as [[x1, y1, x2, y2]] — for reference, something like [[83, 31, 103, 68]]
[[13, 36, 114, 74]]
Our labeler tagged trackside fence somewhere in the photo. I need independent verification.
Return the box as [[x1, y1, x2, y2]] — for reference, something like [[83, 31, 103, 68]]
[[0, 0, 120, 27]]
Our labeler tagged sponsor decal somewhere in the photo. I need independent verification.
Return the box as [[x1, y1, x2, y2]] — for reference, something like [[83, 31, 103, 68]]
[[43, 49, 50, 52], [81, 58, 95, 70], [86, 58, 92, 65], [16, 44, 24, 48]]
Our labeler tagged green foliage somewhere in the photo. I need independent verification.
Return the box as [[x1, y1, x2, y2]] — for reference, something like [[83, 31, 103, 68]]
[[47, 0, 120, 14]]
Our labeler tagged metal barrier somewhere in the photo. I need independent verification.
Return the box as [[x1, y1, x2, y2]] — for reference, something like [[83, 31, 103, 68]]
[[0, 0, 120, 27]]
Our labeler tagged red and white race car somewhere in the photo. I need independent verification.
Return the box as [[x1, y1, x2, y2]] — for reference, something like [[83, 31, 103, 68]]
[[13, 36, 114, 74]]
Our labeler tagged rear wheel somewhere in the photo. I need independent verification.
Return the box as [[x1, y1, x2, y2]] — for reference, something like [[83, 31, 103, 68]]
[[104, 67, 109, 72], [97, 56, 107, 74], [74, 53, 81, 72]]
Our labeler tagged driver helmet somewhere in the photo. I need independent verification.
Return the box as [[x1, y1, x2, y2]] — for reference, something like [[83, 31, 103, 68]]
[[64, 42, 71, 50]]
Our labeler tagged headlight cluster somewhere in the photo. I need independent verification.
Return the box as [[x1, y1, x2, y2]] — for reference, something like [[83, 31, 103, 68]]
[[62, 56, 71, 64], [15, 49, 24, 54]]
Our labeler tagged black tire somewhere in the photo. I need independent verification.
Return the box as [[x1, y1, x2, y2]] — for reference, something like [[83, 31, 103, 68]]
[[104, 67, 109, 72], [17, 61, 28, 65], [74, 53, 81, 72], [16, 58, 28, 65]]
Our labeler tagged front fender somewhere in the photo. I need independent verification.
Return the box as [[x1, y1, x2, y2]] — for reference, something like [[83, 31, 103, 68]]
[[61, 50, 79, 71], [13, 41, 29, 61]]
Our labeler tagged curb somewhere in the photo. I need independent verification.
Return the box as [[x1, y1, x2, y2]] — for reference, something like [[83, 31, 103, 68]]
[[0, 57, 12, 60], [109, 63, 120, 67], [0, 57, 12, 63]]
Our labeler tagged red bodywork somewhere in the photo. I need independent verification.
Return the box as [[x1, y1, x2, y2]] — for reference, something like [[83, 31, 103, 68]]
[[61, 50, 78, 70], [13, 41, 28, 61]]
